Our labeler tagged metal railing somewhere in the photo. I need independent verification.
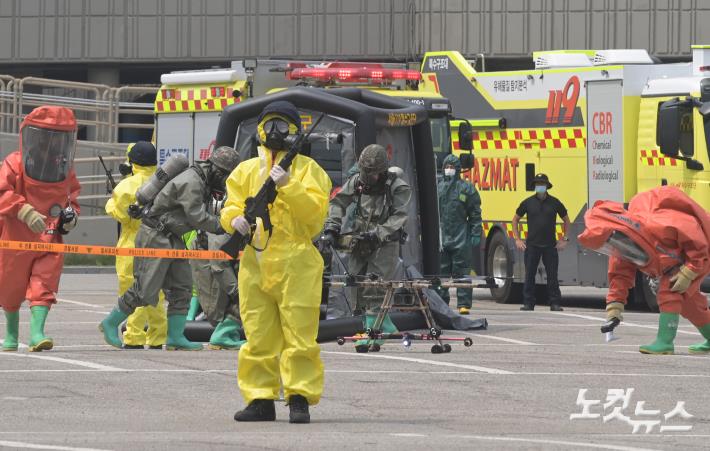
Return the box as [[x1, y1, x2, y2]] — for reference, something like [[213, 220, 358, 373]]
[[0, 75, 157, 143]]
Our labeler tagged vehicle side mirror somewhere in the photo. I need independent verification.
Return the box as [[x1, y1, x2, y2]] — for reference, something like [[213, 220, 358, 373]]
[[657, 98, 681, 158], [458, 121, 473, 151], [459, 152, 474, 170]]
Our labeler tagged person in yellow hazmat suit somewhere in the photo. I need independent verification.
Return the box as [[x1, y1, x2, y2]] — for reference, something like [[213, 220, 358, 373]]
[[221, 101, 331, 424], [105, 141, 167, 349]]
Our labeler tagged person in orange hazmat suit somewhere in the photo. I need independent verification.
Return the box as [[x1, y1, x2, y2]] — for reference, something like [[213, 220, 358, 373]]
[[578, 186, 710, 355], [0, 106, 80, 352]]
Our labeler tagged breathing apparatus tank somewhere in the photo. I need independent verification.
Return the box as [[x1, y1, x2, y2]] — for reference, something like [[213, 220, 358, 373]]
[[128, 154, 189, 218]]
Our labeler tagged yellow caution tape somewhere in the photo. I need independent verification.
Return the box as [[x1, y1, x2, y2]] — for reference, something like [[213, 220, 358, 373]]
[[0, 240, 233, 260]]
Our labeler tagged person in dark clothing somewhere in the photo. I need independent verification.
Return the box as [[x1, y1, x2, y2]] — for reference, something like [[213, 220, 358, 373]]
[[512, 173, 570, 311]]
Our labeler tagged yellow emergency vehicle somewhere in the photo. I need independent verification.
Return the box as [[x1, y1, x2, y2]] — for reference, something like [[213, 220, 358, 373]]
[[421, 46, 710, 309], [153, 69, 249, 165], [155, 61, 456, 170]]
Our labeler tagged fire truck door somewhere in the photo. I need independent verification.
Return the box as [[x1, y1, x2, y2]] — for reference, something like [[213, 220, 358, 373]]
[[193, 112, 221, 161], [155, 113, 193, 165], [586, 79, 624, 206], [579, 79, 624, 286]]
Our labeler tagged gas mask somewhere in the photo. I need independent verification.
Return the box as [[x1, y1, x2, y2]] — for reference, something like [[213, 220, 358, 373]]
[[263, 118, 291, 151], [119, 162, 133, 176], [208, 165, 229, 199], [594, 230, 650, 267], [358, 170, 387, 195]]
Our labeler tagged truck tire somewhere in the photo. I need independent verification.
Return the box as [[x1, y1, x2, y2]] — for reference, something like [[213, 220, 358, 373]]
[[632, 272, 659, 312], [487, 231, 523, 304]]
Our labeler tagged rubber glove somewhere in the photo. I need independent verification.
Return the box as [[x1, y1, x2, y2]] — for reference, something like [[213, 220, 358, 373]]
[[231, 216, 250, 235], [17, 204, 46, 234], [606, 301, 625, 321], [270, 165, 289, 187], [670, 265, 698, 294]]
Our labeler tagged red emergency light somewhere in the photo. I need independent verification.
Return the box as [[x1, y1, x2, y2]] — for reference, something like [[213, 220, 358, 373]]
[[286, 63, 421, 84]]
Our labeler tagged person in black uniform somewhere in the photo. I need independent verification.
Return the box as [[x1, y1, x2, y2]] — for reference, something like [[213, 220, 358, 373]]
[[512, 173, 570, 311]]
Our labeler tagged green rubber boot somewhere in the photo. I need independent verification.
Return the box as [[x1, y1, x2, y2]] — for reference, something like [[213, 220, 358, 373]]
[[2, 310, 19, 352], [355, 314, 398, 352], [166, 314, 202, 351], [28, 306, 53, 352], [688, 323, 710, 354], [99, 307, 129, 349], [186, 296, 200, 321], [209, 318, 246, 350], [639, 312, 678, 355]]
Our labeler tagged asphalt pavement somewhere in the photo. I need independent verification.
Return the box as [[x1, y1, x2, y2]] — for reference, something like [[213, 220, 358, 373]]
[[1, 273, 708, 451]]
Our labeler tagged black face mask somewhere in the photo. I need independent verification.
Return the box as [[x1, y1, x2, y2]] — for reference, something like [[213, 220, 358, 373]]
[[263, 118, 290, 151], [119, 163, 133, 176], [358, 172, 387, 195], [207, 165, 228, 197]]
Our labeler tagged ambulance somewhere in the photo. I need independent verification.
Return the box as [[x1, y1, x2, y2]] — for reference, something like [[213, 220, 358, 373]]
[[153, 68, 250, 165], [420, 45, 710, 309]]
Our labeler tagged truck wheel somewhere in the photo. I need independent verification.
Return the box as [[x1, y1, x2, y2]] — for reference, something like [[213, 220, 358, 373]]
[[487, 231, 523, 304], [632, 272, 659, 312]]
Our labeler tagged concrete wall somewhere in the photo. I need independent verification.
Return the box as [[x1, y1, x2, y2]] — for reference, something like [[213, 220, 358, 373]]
[[0, 0, 706, 67]]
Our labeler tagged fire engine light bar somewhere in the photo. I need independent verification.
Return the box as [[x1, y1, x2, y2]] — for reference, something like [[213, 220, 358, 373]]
[[288, 67, 422, 82], [471, 118, 506, 129]]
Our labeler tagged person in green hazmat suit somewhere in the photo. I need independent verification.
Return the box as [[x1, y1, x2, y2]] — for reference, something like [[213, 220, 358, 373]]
[[188, 179, 246, 351], [436, 153, 482, 315], [321, 144, 411, 353], [99, 146, 240, 351]]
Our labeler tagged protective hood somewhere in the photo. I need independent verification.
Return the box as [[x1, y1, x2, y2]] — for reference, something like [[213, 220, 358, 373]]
[[579, 186, 710, 274], [256, 113, 299, 150], [442, 153, 461, 179], [578, 200, 657, 271], [20, 106, 77, 183]]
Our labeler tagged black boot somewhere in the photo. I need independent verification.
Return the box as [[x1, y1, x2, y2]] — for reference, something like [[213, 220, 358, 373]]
[[233, 399, 276, 422], [288, 395, 310, 424]]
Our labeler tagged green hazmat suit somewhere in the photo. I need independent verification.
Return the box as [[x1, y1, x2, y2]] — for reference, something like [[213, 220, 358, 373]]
[[100, 162, 227, 351], [324, 166, 411, 313], [117, 162, 223, 316], [436, 154, 482, 308], [189, 229, 245, 350]]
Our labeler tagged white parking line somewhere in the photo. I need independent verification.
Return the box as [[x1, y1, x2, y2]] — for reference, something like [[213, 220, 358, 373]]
[[0, 440, 111, 451], [464, 333, 536, 345], [56, 298, 107, 309], [449, 434, 661, 451], [0, 353, 125, 371], [518, 371, 710, 378], [322, 350, 514, 374], [551, 312, 701, 335], [615, 350, 709, 359]]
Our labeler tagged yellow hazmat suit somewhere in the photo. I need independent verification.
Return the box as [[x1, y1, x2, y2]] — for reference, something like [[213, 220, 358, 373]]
[[105, 163, 167, 347], [221, 143, 331, 405]]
